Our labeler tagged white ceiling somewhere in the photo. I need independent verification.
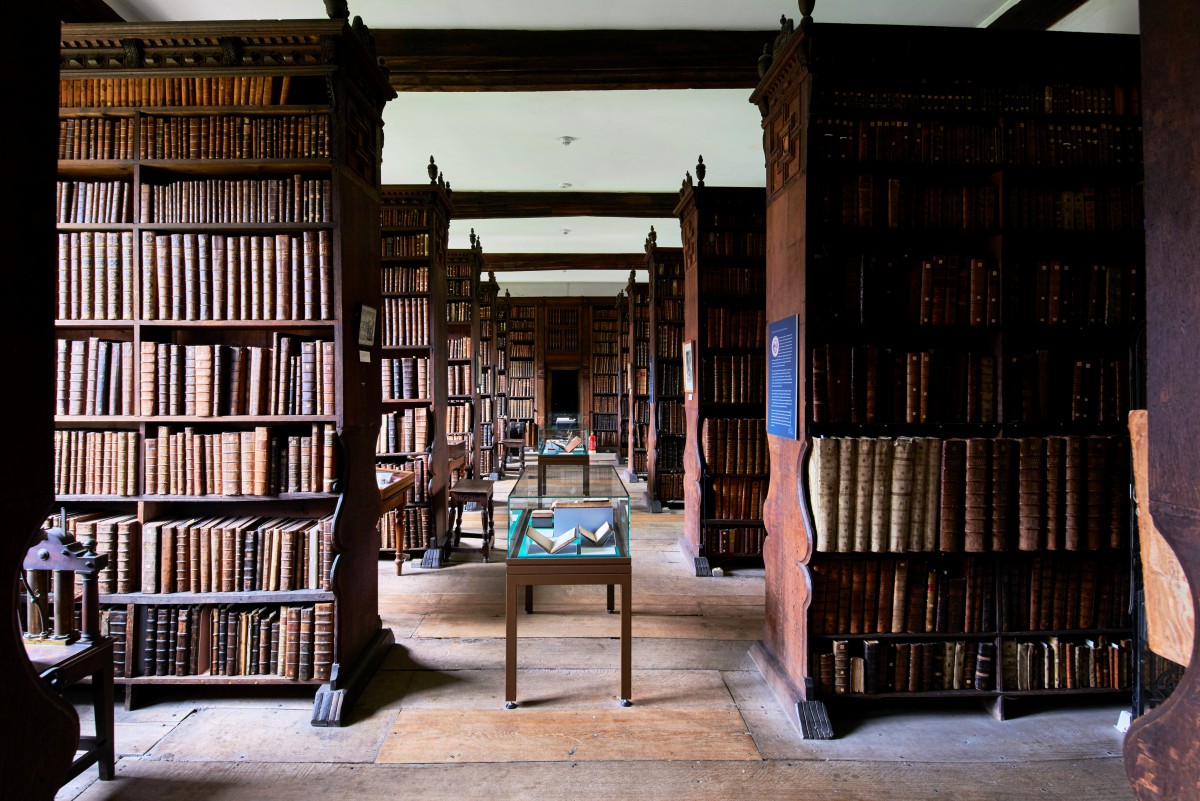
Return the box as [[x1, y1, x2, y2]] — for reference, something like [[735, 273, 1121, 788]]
[[100, 0, 1139, 294]]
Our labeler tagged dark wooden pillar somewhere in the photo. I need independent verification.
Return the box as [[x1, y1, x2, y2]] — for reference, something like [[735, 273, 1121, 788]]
[[0, 8, 81, 799], [1124, 1, 1200, 797]]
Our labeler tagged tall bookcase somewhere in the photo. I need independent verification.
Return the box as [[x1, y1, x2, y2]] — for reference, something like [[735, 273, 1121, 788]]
[[478, 269, 499, 478], [378, 182, 451, 571], [675, 174, 768, 576], [445, 235, 482, 476], [56, 20, 396, 725], [645, 228, 686, 511], [590, 299, 622, 452], [625, 274, 650, 482], [506, 301, 537, 447], [748, 16, 1142, 732], [616, 289, 630, 467]]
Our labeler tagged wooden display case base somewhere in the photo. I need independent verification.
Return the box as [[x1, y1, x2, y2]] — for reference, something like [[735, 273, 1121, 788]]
[[749, 641, 834, 740], [311, 627, 395, 727]]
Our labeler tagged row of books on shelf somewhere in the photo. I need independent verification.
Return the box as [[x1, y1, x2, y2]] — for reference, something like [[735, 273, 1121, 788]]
[[698, 231, 766, 258], [447, 302, 473, 323], [630, 451, 647, 474], [658, 364, 683, 396], [545, 308, 578, 326], [381, 356, 430, 401], [138, 176, 332, 225], [103, 602, 332, 681], [816, 636, 1131, 697], [1010, 260, 1141, 328], [708, 476, 767, 520], [658, 296, 683, 321], [811, 117, 1142, 168], [133, 114, 330, 161], [591, 413, 618, 432], [381, 264, 428, 293], [1011, 349, 1131, 426], [807, 435, 1127, 554], [446, 278, 474, 297], [508, 400, 534, 419], [143, 424, 336, 496], [592, 374, 619, 394], [508, 344, 534, 359], [700, 417, 768, 475], [1005, 185, 1143, 232], [60, 75, 299, 109], [56, 179, 130, 223], [508, 377, 535, 398], [447, 363, 472, 395], [816, 345, 998, 426], [443, 404, 470, 437], [702, 354, 766, 404], [381, 206, 429, 228], [657, 399, 684, 435], [699, 267, 766, 296], [820, 82, 1140, 116], [593, 396, 619, 414], [378, 409, 430, 455], [592, 356, 621, 375], [656, 438, 683, 471], [59, 117, 135, 160], [702, 307, 766, 349], [54, 430, 139, 496], [381, 234, 428, 258], [57, 230, 335, 322], [655, 325, 682, 358], [809, 552, 1129, 636], [127, 339, 335, 418], [381, 456, 428, 504], [508, 360, 534, 379], [656, 472, 683, 502], [701, 526, 764, 556], [546, 330, 579, 352], [632, 398, 650, 424], [818, 176, 998, 230], [632, 366, 649, 395], [378, 506, 431, 552], [381, 297, 430, 347]]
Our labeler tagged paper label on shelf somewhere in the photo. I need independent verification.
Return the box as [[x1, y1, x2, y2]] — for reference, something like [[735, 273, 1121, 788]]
[[359, 350, 371, 363]]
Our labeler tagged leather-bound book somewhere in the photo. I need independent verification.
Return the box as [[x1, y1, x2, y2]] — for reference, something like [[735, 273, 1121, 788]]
[[990, 439, 1015, 551], [870, 438, 894, 553], [1085, 436, 1110, 550], [832, 640, 850, 695], [1063, 436, 1085, 550], [876, 558, 895, 634], [891, 559, 909, 633], [888, 437, 915, 552], [835, 437, 857, 552], [853, 438, 875, 552], [1017, 437, 1046, 550], [863, 640, 882, 695], [862, 559, 880, 635], [963, 438, 991, 552], [284, 606, 301, 680], [298, 606, 315, 682], [974, 641, 995, 691], [938, 439, 967, 551], [908, 438, 928, 551], [848, 560, 866, 635]]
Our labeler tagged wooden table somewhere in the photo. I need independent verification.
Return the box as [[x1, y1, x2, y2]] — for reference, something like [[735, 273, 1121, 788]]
[[504, 514, 631, 709], [537, 451, 590, 495], [448, 478, 495, 562]]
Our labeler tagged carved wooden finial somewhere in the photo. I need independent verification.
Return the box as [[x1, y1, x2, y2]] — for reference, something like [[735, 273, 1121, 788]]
[[696, 156, 706, 187], [757, 43, 773, 79], [428, 156, 438, 184], [647, 225, 657, 247], [324, 0, 350, 20], [800, 0, 816, 23], [469, 228, 477, 248]]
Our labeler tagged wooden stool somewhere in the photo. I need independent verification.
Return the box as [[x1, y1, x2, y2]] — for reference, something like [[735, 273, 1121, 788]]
[[448, 478, 496, 562]]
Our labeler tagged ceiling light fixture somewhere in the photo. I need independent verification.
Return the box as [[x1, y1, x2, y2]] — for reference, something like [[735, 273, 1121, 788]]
[[560, 135, 577, 146]]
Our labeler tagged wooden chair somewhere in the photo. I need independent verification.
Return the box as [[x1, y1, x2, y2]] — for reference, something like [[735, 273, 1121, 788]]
[[21, 525, 115, 783], [498, 418, 527, 478]]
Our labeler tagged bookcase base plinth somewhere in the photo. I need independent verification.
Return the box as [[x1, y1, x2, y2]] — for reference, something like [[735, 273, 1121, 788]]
[[311, 627, 394, 727], [750, 641, 834, 739]]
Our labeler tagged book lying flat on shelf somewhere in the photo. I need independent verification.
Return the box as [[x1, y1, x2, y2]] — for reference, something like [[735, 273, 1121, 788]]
[[525, 526, 577, 555]]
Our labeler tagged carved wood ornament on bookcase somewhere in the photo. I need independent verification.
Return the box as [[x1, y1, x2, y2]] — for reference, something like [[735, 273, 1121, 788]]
[[1124, 1, 1200, 798]]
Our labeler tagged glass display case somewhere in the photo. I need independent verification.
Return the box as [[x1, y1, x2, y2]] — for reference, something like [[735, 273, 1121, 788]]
[[507, 464, 630, 560], [538, 427, 589, 456]]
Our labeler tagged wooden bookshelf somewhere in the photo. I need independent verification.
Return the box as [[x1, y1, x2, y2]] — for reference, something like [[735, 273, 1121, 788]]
[[377, 181, 451, 570], [445, 235, 483, 479], [645, 228, 686, 511], [747, 17, 1142, 733], [589, 300, 621, 452], [507, 301, 538, 447], [675, 176, 768, 575], [624, 274, 650, 482], [56, 20, 396, 725], [478, 269, 499, 478], [616, 289, 630, 467]]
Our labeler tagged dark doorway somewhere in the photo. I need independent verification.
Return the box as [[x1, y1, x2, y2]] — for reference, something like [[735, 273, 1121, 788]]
[[549, 369, 579, 427]]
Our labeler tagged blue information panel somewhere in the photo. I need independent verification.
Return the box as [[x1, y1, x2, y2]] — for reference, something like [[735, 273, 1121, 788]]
[[766, 314, 799, 440]]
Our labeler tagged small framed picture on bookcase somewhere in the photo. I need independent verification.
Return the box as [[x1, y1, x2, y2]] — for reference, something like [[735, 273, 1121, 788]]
[[682, 340, 695, 393], [358, 305, 378, 346]]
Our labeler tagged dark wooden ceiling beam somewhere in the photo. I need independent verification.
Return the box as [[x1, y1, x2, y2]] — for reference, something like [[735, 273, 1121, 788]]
[[60, 0, 125, 22], [453, 191, 677, 219], [485, 253, 644, 272], [374, 29, 772, 91], [987, 0, 1089, 29]]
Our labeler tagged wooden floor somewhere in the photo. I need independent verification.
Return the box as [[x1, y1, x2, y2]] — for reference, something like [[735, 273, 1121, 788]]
[[58, 465, 1135, 801]]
